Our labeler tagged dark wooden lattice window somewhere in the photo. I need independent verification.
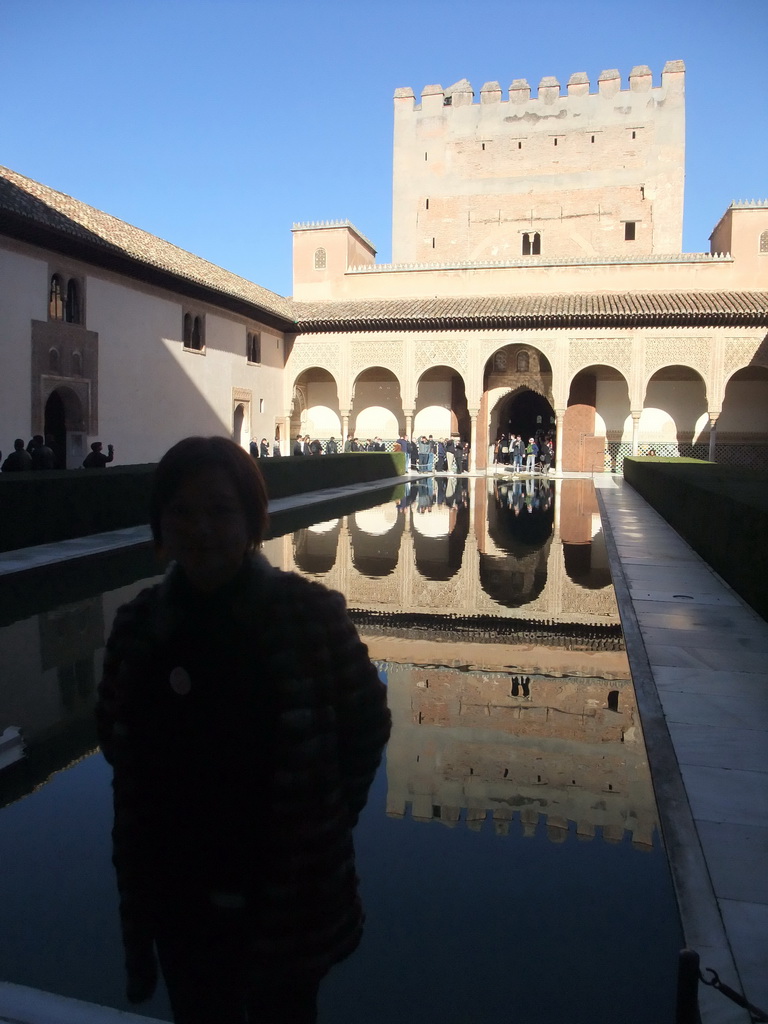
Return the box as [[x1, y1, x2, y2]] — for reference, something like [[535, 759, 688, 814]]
[[65, 279, 81, 323], [191, 316, 203, 351], [516, 351, 530, 372], [183, 313, 193, 346], [49, 275, 64, 320], [624, 221, 636, 241], [247, 331, 261, 363]]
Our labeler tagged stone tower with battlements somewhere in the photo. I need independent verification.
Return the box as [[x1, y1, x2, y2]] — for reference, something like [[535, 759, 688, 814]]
[[392, 62, 685, 265]]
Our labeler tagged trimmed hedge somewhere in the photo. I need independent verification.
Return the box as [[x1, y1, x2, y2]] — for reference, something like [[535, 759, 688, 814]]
[[623, 457, 768, 622], [0, 452, 406, 554]]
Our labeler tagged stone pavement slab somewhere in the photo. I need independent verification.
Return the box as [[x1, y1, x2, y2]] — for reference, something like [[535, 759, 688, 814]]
[[596, 476, 768, 1024]]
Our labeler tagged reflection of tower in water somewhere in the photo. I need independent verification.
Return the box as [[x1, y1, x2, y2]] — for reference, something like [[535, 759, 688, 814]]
[[382, 660, 657, 850], [281, 477, 654, 849]]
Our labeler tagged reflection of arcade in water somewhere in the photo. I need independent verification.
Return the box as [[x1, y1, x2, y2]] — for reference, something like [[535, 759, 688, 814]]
[[269, 477, 657, 850], [276, 477, 617, 626]]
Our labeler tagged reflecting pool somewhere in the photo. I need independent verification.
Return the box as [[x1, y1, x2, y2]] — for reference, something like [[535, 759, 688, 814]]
[[0, 478, 682, 1023]]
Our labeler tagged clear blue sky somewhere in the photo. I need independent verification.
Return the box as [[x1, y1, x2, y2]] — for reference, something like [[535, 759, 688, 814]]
[[2, 0, 766, 296]]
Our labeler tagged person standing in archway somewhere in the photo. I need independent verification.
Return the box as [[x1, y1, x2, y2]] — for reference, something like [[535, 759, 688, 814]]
[[31, 435, 56, 470], [512, 436, 524, 472]]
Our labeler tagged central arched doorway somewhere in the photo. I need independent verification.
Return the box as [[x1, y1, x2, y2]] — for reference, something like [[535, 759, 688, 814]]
[[497, 389, 555, 443], [44, 386, 85, 468], [481, 344, 554, 469]]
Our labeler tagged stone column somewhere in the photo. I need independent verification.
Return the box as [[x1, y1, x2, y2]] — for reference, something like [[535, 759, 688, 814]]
[[404, 410, 414, 442], [282, 415, 292, 456], [630, 411, 642, 456], [341, 411, 350, 447], [554, 409, 565, 476], [469, 410, 479, 473], [708, 415, 718, 463]]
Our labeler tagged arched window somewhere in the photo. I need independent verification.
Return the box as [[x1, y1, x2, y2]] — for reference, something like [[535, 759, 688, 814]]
[[65, 279, 81, 323], [521, 233, 531, 256], [494, 351, 507, 372], [531, 232, 541, 255], [516, 351, 530, 372], [314, 247, 327, 270], [49, 347, 60, 372], [183, 313, 192, 345], [760, 230, 768, 253], [71, 351, 83, 376], [191, 316, 203, 351], [247, 331, 261, 363], [49, 275, 64, 320]]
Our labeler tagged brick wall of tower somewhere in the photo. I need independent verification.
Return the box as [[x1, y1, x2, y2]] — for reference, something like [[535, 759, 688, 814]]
[[392, 63, 685, 264]]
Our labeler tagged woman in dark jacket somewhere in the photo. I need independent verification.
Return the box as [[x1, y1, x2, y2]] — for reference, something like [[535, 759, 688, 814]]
[[96, 436, 390, 1024]]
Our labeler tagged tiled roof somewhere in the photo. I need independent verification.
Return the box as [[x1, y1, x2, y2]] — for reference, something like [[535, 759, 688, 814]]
[[292, 292, 768, 330], [3, 165, 766, 335], [0, 166, 293, 324]]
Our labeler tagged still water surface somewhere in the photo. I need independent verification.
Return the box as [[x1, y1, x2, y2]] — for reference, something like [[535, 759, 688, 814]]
[[0, 477, 682, 1023]]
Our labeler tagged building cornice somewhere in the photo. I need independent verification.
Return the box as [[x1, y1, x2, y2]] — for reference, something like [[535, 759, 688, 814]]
[[292, 291, 768, 333]]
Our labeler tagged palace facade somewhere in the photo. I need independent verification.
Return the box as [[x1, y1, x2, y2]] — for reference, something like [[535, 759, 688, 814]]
[[1, 61, 767, 470]]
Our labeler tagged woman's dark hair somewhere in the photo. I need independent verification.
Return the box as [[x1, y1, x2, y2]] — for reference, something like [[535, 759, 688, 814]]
[[150, 436, 269, 547]]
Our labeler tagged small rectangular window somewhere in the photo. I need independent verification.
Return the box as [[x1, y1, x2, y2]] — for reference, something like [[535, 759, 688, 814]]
[[518, 141, 522, 150], [259, 398, 264, 414], [624, 222, 636, 241], [425, 198, 429, 210], [553, 138, 558, 147], [591, 135, 595, 143]]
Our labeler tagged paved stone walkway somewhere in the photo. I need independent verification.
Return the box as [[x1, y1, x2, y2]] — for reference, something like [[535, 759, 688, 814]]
[[596, 474, 768, 1024]]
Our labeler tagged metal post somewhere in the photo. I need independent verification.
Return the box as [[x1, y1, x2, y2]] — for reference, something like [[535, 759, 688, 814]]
[[676, 948, 701, 1024]]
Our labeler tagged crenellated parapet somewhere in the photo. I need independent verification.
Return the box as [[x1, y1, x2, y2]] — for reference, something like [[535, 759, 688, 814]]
[[292, 219, 376, 253], [393, 62, 684, 111]]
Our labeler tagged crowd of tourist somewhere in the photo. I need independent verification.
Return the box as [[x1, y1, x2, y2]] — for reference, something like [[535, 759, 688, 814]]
[[253, 434, 473, 473], [492, 432, 554, 475], [0, 435, 115, 471]]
